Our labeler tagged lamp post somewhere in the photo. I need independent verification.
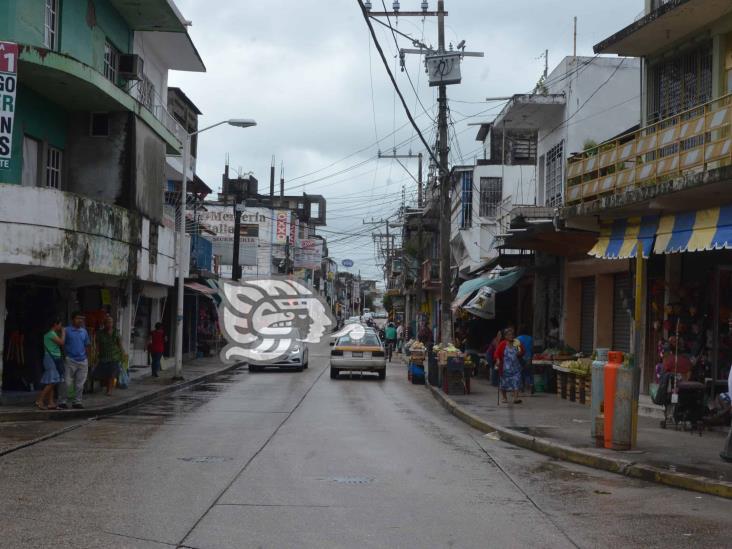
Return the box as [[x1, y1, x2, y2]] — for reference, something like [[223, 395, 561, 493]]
[[174, 118, 256, 380]]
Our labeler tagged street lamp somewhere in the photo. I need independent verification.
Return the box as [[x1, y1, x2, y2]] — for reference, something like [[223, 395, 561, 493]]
[[174, 118, 257, 380]]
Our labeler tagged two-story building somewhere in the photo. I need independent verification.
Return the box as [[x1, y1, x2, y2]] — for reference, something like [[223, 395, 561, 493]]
[[563, 0, 732, 393], [0, 0, 204, 392]]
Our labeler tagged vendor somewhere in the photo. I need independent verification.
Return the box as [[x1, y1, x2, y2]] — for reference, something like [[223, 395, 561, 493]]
[[494, 328, 525, 405]]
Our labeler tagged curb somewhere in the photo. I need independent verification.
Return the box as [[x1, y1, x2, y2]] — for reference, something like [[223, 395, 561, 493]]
[[427, 383, 732, 499], [0, 362, 246, 423]]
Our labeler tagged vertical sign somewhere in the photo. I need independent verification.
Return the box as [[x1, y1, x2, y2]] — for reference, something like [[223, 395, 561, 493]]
[[0, 41, 18, 170], [274, 210, 289, 245]]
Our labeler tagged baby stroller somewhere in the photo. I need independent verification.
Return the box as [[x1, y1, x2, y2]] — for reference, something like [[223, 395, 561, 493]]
[[654, 371, 705, 434]]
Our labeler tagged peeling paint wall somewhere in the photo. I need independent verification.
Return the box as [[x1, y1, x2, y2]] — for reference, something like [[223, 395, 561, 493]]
[[65, 111, 130, 204], [0, 184, 176, 285], [133, 117, 165, 223]]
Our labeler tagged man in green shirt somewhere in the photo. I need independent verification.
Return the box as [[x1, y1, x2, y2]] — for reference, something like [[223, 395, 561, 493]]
[[384, 322, 397, 362]]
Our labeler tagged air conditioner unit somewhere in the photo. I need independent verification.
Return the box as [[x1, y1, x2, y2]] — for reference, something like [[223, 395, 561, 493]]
[[118, 54, 144, 81]]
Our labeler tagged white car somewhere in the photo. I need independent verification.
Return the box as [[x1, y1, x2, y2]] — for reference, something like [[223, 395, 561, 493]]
[[330, 331, 386, 380], [249, 329, 309, 372]]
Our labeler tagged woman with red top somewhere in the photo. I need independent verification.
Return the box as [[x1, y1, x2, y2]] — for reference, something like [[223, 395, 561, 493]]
[[148, 323, 166, 378], [494, 327, 525, 404]]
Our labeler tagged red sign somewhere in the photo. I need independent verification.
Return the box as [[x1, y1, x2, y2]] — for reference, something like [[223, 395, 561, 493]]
[[0, 41, 18, 167], [0, 42, 18, 73], [275, 210, 289, 245]]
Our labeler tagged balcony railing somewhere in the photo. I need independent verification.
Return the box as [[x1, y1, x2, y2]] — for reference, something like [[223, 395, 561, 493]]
[[565, 93, 732, 205], [128, 81, 185, 144]]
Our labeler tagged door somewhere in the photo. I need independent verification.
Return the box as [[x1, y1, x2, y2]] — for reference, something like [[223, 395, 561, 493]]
[[580, 277, 595, 355], [612, 273, 632, 353]]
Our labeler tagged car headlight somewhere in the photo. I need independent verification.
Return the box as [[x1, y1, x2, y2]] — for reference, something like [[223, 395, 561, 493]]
[[290, 346, 301, 354]]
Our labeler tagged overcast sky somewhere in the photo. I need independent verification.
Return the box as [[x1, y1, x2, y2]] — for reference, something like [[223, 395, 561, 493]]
[[169, 0, 640, 282]]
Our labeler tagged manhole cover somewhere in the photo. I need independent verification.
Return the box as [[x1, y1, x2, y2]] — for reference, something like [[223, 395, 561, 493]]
[[329, 476, 374, 485], [178, 456, 231, 464]]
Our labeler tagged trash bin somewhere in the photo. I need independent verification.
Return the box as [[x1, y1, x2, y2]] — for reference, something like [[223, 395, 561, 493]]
[[590, 348, 609, 443]]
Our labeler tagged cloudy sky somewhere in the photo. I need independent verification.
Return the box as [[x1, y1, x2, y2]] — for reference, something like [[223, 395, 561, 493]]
[[170, 0, 640, 281]]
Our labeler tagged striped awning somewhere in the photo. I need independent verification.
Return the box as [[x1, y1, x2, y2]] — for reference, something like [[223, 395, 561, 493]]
[[654, 206, 732, 254], [588, 216, 659, 259]]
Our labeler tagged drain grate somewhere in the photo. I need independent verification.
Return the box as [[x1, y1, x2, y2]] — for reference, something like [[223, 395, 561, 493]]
[[329, 476, 374, 485], [178, 456, 231, 464]]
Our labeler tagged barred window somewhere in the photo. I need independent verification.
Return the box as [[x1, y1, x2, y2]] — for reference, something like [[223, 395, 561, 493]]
[[460, 171, 473, 229], [104, 41, 120, 83], [44, 0, 58, 50], [45, 147, 62, 189], [545, 141, 564, 207], [479, 177, 502, 217]]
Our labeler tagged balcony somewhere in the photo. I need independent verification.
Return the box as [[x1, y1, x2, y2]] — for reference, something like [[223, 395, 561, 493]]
[[565, 93, 732, 209], [421, 259, 441, 289], [0, 184, 177, 284], [594, 0, 732, 57]]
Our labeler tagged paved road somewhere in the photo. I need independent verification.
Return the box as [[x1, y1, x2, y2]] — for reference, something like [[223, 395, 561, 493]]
[[0, 341, 728, 548]]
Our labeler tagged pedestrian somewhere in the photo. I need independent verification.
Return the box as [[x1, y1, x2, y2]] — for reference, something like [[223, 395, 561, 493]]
[[35, 319, 65, 410], [148, 322, 166, 378], [418, 321, 433, 347], [396, 321, 404, 354], [384, 321, 397, 361], [485, 330, 502, 384], [58, 311, 91, 409], [494, 327, 524, 404], [94, 316, 124, 396], [517, 326, 534, 395]]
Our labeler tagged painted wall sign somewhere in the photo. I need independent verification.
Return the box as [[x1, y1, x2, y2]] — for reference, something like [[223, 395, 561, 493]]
[[0, 41, 18, 169]]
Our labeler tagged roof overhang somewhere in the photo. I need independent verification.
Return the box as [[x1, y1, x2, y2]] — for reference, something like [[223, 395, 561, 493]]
[[109, 0, 187, 32], [137, 31, 205, 72], [594, 0, 732, 57], [498, 222, 596, 257], [475, 123, 492, 142], [493, 94, 566, 130]]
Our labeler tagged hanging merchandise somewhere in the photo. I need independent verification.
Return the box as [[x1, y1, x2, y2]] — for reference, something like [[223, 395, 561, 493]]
[[463, 287, 495, 319]]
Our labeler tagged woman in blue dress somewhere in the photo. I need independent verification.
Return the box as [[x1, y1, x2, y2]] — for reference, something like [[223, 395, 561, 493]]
[[494, 327, 525, 404]]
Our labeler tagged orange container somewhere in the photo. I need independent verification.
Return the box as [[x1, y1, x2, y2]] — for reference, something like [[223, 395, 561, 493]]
[[602, 351, 624, 449]]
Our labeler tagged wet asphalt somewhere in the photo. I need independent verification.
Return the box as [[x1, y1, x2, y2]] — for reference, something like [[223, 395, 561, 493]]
[[0, 340, 729, 548]]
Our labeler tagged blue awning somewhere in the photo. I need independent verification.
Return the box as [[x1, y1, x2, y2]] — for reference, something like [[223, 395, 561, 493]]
[[654, 206, 732, 254], [589, 215, 659, 259], [455, 267, 525, 299]]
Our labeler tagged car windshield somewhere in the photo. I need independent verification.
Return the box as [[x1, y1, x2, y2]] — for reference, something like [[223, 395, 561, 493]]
[[337, 334, 380, 347]]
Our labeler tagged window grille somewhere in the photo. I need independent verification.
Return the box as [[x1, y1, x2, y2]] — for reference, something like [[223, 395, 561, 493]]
[[44, 0, 58, 50], [545, 141, 564, 207], [460, 172, 473, 229], [479, 177, 502, 217], [104, 41, 120, 83], [45, 147, 62, 189]]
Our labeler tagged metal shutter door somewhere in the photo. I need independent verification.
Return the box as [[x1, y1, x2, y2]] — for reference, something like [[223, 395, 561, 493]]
[[580, 277, 595, 355], [612, 273, 632, 353]]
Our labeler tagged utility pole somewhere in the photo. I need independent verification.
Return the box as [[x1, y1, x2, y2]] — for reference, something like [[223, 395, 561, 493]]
[[573, 17, 577, 57]]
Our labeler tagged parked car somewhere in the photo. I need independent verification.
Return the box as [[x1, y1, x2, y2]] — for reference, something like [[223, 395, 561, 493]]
[[249, 329, 309, 372], [330, 331, 386, 380]]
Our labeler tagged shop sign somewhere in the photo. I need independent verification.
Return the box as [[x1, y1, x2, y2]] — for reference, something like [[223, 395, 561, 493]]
[[197, 205, 270, 267], [274, 210, 289, 245], [341, 259, 354, 268], [464, 287, 495, 319], [0, 41, 18, 169], [294, 238, 323, 270]]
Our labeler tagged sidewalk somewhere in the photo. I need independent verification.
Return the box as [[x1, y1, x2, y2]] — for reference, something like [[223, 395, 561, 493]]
[[0, 356, 243, 422], [428, 375, 732, 499]]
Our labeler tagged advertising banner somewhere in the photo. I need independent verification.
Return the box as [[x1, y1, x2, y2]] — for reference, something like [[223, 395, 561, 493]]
[[294, 238, 323, 270], [271, 210, 289, 259], [197, 205, 271, 268], [0, 41, 18, 170]]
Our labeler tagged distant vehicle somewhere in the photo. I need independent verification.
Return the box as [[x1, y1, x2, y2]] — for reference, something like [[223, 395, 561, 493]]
[[249, 329, 308, 372], [345, 316, 361, 325], [375, 311, 388, 319], [330, 331, 386, 380]]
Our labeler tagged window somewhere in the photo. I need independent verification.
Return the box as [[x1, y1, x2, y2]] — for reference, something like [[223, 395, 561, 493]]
[[44, 0, 58, 50], [90, 113, 110, 137], [459, 171, 473, 229], [45, 146, 62, 189], [21, 136, 41, 187], [544, 141, 564, 207], [479, 177, 502, 218], [647, 42, 712, 123], [104, 41, 120, 83]]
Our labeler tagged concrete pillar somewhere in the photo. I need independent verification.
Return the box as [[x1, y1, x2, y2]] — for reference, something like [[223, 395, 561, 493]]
[[564, 275, 581, 351], [119, 280, 134, 357], [0, 278, 6, 394], [595, 274, 614, 349]]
